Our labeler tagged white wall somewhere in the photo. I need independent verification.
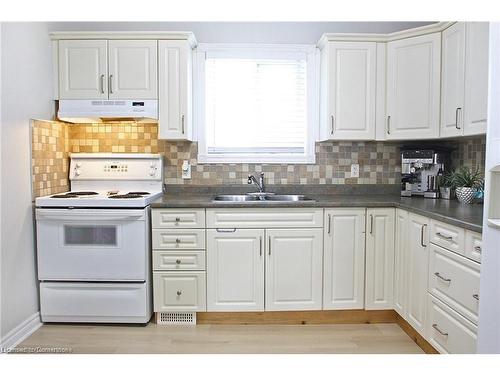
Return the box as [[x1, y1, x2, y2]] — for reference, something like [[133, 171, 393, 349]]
[[0, 22, 54, 343], [477, 22, 500, 354], [48, 21, 434, 44]]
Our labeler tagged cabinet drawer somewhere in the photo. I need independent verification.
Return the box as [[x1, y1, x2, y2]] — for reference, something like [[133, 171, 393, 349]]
[[430, 220, 465, 254], [153, 251, 206, 271], [152, 209, 205, 228], [152, 229, 206, 250], [428, 243, 480, 324], [465, 230, 482, 263], [206, 208, 323, 228], [426, 294, 477, 354], [153, 272, 206, 312]]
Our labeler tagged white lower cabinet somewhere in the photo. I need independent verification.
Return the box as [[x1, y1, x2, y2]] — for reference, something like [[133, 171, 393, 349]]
[[406, 212, 430, 336], [153, 272, 206, 312], [207, 229, 265, 311], [394, 209, 409, 316], [365, 208, 395, 309], [266, 228, 323, 311], [323, 209, 366, 309]]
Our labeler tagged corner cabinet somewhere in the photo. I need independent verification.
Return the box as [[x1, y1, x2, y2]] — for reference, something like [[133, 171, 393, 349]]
[[58, 39, 158, 100], [158, 40, 193, 140], [386, 33, 441, 140], [319, 41, 377, 140]]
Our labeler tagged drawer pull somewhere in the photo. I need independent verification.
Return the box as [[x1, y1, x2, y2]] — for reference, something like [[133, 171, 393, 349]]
[[176, 290, 182, 296], [436, 232, 453, 241], [474, 245, 482, 253], [473, 294, 479, 301], [175, 259, 181, 265], [175, 238, 181, 244], [434, 272, 451, 282], [216, 228, 237, 233], [432, 324, 449, 337], [174, 217, 181, 225]]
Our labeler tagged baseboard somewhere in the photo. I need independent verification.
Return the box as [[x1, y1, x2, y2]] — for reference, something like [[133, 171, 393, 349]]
[[0, 312, 42, 351], [395, 313, 439, 354], [197, 309, 398, 325]]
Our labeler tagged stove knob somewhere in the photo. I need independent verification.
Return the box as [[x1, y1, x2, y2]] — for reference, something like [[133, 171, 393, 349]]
[[75, 169, 81, 176], [149, 170, 156, 176], [76, 162, 82, 168]]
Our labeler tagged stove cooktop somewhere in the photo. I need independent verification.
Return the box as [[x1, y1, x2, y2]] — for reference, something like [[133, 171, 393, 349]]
[[36, 190, 161, 208]]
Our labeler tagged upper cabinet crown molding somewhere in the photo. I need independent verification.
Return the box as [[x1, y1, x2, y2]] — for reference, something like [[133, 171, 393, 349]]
[[50, 31, 197, 47]]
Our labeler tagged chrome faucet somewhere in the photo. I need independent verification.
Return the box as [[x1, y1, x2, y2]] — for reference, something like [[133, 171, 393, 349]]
[[248, 172, 266, 193]]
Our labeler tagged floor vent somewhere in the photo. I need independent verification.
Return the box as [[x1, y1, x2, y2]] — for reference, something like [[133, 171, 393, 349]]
[[156, 312, 196, 325]]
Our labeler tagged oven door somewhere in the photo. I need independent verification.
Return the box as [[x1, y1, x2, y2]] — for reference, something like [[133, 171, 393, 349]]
[[36, 208, 149, 281]]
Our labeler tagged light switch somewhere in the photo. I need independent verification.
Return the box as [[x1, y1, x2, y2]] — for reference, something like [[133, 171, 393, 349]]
[[351, 164, 360, 178], [182, 160, 191, 179]]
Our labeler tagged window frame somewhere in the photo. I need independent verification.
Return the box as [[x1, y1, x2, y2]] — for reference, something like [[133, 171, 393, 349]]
[[194, 43, 319, 164]]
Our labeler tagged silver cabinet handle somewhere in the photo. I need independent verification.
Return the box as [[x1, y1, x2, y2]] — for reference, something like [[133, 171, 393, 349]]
[[436, 232, 453, 241], [100, 74, 105, 94], [473, 294, 479, 301], [328, 214, 331, 235], [109, 74, 114, 94], [434, 272, 451, 282], [387, 115, 391, 135], [432, 324, 448, 337], [175, 259, 181, 265], [175, 238, 181, 244], [176, 290, 182, 296], [268, 236, 271, 256], [330, 115, 335, 135], [455, 107, 462, 130], [216, 228, 236, 233], [474, 245, 482, 253], [181, 115, 185, 134], [259, 237, 262, 256], [370, 214, 374, 235], [421, 224, 427, 247]]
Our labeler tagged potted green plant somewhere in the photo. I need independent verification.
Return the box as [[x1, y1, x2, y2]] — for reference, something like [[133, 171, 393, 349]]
[[450, 166, 483, 204], [439, 172, 455, 200]]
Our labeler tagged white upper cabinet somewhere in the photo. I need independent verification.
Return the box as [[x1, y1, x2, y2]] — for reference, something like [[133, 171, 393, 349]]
[[441, 23, 466, 138], [58, 40, 108, 99], [365, 208, 395, 310], [386, 33, 441, 140], [108, 40, 158, 99], [464, 22, 489, 136], [58, 39, 157, 100], [323, 209, 366, 310], [320, 42, 376, 140], [265, 228, 323, 311], [158, 40, 193, 140]]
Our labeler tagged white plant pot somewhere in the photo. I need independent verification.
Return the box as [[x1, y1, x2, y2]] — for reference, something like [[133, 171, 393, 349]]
[[455, 187, 477, 204]]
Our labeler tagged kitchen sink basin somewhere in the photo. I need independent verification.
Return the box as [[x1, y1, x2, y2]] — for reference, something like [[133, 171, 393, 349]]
[[212, 194, 314, 202]]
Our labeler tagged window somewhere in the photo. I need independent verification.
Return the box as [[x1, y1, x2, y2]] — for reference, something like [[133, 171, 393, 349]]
[[195, 44, 318, 163]]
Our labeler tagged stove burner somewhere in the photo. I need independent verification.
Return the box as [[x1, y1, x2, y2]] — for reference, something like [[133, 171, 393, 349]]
[[51, 194, 78, 198], [108, 194, 143, 199], [70, 191, 99, 196], [128, 192, 150, 195]]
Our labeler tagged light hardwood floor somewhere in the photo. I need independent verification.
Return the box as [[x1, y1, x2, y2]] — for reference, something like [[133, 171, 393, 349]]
[[18, 323, 424, 354]]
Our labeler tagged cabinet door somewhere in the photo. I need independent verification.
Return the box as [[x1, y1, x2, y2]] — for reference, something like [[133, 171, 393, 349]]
[[440, 22, 466, 138], [323, 209, 366, 309], [108, 40, 157, 99], [158, 40, 192, 140], [326, 42, 376, 140], [394, 209, 409, 317], [365, 208, 395, 310], [58, 40, 108, 99], [407, 213, 430, 335], [464, 22, 489, 136], [207, 229, 264, 311], [266, 228, 323, 311], [386, 33, 441, 139]]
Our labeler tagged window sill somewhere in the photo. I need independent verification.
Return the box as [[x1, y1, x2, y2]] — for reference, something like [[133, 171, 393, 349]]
[[197, 154, 316, 164]]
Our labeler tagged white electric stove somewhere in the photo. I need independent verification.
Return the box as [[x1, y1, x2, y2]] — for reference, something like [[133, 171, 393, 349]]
[[35, 153, 163, 324]]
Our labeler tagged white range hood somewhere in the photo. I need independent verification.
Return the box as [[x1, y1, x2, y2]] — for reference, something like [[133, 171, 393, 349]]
[[57, 100, 158, 123]]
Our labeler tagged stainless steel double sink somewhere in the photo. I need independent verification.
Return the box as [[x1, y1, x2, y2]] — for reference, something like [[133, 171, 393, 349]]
[[213, 194, 314, 203]]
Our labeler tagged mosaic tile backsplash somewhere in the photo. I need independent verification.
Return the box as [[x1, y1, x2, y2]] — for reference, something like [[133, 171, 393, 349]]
[[31, 121, 487, 196]]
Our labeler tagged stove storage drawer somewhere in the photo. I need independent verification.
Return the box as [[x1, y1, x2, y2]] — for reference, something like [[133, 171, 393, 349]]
[[428, 243, 480, 324], [429, 220, 465, 255], [153, 272, 206, 312], [152, 229, 206, 250], [153, 251, 206, 271], [426, 293, 477, 354], [152, 209, 205, 229]]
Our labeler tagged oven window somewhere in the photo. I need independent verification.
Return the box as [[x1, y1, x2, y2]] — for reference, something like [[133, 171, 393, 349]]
[[64, 225, 117, 246]]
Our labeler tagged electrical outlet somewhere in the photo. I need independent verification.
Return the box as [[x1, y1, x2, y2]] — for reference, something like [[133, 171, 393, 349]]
[[182, 160, 191, 179], [351, 164, 360, 178]]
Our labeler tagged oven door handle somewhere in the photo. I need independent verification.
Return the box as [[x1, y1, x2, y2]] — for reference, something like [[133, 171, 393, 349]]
[[36, 209, 145, 222]]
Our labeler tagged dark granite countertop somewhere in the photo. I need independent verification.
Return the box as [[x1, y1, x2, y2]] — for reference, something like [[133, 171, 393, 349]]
[[151, 186, 483, 233]]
